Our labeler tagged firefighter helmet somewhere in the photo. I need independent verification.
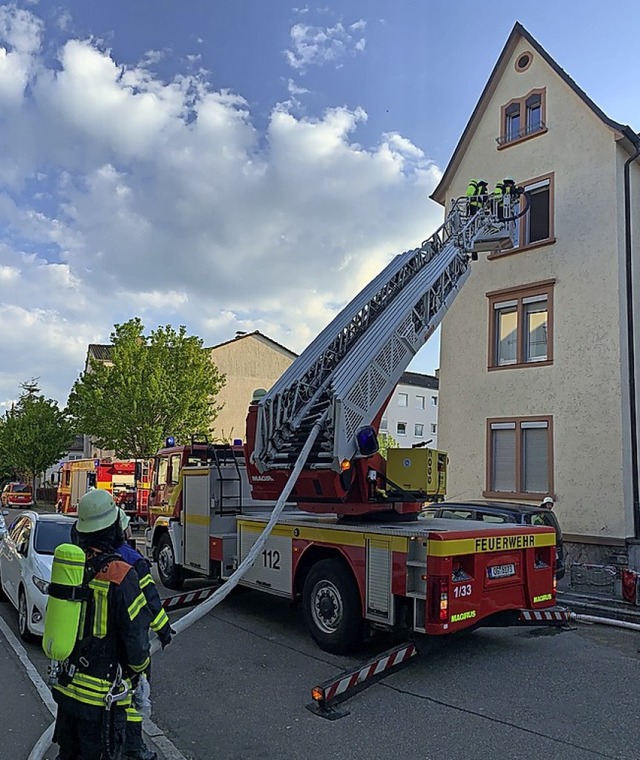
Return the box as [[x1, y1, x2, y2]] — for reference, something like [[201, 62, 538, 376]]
[[119, 508, 130, 532], [76, 489, 118, 533]]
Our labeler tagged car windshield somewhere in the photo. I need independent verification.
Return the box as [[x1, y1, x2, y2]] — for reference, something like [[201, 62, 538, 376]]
[[11, 485, 31, 493], [34, 521, 74, 555]]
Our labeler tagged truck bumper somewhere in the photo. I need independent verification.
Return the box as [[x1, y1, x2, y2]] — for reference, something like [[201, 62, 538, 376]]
[[517, 606, 572, 625]]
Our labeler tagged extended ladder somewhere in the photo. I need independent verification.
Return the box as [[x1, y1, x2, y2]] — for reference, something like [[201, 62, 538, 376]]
[[253, 195, 518, 472]]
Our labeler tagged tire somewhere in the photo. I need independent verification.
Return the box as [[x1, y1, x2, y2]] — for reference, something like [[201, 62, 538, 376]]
[[157, 533, 184, 590], [302, 558, 363, 654], [18, 588, 35, 642]]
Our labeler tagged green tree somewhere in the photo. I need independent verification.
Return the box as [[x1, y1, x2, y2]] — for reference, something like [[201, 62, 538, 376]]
[[378, 432, 400, 459], [0, 381, 75, 496], [67, 318, 226, 458]]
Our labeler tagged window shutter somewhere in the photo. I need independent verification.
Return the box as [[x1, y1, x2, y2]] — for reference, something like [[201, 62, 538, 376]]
[[491, 426, 516, 492], [522, 425, 548, 492]]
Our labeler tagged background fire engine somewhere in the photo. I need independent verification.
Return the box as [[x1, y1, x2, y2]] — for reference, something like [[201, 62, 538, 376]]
[[56, 457, 151, 522]]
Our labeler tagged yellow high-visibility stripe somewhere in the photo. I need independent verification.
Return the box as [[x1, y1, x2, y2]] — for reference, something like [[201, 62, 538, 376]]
[[184, 514, 209, 526], [139, 574, 153, 589], [126, 706, 143, 723], [150, 608, 170, 632], [54, 683, 132, 709], [428, 531, 555, 557], [130, 656, 150, 674], [128, 593, 146, 621], [238, 519, 408, 552], [91, 587, 108, 638]]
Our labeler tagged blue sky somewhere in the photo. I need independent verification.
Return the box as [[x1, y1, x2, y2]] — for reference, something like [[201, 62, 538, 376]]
[[0, 0, 637, 412]]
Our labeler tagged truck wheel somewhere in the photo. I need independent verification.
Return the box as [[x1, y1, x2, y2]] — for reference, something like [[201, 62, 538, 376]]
[[302, 558, 363, 654], [157, 534, 184, 590]]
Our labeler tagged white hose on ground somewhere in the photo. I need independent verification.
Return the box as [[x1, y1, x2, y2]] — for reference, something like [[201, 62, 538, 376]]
[[30, 411, 328, 759], [570, 612, 640, 632]]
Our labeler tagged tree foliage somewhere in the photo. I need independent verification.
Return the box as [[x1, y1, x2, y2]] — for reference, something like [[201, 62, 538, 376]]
[[0, 381, 75, 492], [378, 432, 400, 459], [67, 319, 226, 458]]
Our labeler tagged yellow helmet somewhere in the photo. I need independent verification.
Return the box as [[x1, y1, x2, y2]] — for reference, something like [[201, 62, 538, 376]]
[[76, 489, 118, 534]]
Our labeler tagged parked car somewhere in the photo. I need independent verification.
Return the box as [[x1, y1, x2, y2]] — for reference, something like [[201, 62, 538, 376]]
[[0, 511, 75, 640], [1, 482, 34, 508], [420, 500, 565, 579]]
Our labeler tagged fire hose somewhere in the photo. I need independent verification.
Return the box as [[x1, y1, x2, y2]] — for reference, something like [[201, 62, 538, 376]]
[[28, 411, 328, 760]]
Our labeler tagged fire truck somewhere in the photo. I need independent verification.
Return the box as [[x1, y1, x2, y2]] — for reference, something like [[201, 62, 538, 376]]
[[146, 191, 568, 653], [56, 457, 151, 522]]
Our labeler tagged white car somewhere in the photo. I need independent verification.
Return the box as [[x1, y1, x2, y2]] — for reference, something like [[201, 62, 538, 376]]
[[0, 511, 75, 641]]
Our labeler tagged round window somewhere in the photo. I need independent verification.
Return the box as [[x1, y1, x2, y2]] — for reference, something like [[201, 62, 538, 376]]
[[515, 52, 532, 72]]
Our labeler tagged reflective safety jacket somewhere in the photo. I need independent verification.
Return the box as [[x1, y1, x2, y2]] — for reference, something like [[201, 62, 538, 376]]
[[116, 542, 171, 640], [53, 553, 151, 721]]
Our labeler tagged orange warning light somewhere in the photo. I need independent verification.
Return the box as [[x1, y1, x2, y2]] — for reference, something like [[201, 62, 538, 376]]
[[340, 459, 351, 471]]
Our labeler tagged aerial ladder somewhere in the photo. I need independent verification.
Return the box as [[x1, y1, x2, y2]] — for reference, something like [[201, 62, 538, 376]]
[[246, 191, 526, 517]]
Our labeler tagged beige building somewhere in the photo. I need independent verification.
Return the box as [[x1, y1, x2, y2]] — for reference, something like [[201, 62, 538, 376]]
[[208, 331, 296, 441], [432, 23, 640, 563]]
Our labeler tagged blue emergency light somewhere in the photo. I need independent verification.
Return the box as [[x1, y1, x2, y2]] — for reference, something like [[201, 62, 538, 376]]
[[165, 436, 175, 447]]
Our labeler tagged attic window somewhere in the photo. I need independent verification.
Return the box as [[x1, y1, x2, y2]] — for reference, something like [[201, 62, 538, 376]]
[[515, 52, 532, 72], [498, 88, 547, 148]]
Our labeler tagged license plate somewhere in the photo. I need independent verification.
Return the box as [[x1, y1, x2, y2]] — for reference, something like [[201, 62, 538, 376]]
[[488, 563, 516, 579]]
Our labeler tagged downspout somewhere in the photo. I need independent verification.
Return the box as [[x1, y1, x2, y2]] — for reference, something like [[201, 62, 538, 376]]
[[623, 129, 640, 537]]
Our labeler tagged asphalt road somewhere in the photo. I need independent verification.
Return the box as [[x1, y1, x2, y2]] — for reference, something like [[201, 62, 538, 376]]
[[2, 512, 640, 760]]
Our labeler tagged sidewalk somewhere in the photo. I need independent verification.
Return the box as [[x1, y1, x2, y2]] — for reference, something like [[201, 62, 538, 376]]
[[557, 572, 640, 625]]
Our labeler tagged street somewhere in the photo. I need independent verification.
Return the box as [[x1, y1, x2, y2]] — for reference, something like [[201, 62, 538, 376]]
[[2, 516, 640, 760]]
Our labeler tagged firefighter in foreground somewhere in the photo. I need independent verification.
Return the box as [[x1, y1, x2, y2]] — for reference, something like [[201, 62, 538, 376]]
[[48, 490, 151, 760], [117, 509, 173, 760]]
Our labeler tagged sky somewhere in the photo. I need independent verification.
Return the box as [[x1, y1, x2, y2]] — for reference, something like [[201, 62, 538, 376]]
[[0, 0, 638, 409]]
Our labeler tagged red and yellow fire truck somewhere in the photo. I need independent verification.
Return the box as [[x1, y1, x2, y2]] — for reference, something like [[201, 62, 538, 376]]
[[56, 458, 151, 522], [145, 190, 570, 653]]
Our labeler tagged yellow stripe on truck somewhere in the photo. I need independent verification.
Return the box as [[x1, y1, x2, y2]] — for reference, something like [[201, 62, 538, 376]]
[[428, 532, 555, 557]]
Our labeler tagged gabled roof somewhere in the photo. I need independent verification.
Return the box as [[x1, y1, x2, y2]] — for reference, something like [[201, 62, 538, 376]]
[[207, 330, 298, 359], [87, 344, 113, 361], [431, 22, 639, 206]]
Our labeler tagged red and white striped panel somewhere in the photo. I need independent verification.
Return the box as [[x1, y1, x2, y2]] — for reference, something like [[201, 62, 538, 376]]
[[323, 643, 417, 702], [162, 586, 217, 610], [519, 609, 570, 623]]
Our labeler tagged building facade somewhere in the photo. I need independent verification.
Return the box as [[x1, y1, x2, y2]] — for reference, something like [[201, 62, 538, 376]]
[[431, 23, 640, 562], [208, 331, 297, 442], [381, 371, 439, 449]]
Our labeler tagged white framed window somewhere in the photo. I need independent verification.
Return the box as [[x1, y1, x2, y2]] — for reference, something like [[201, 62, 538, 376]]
[[415, 395, 426, 410], [414, 423, 424, 437], [380, 419, 388, 431], [430, 423, 437, 434], [397, 422, 407, 436], [398, 393, 408, 407], [431, 396, 438, 406]]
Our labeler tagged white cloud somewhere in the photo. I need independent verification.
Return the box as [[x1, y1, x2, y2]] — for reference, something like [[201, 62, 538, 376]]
[[0, 6, 443, 408], [284, 20, 366, 72], [287, 78, 309, 95]]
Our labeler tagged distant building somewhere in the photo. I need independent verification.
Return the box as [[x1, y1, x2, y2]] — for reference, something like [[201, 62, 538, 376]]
[[208, 331, 297, 442], [380, 371, 439, 449]]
